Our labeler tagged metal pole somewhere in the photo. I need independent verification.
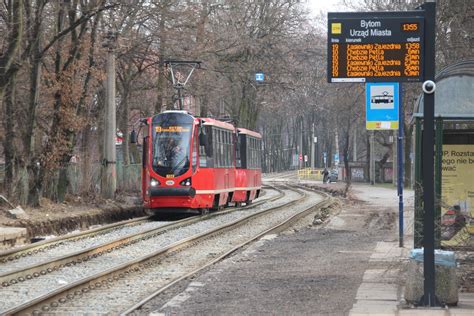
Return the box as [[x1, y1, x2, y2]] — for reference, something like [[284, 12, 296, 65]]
[[101, 32, 117, 199], [398, 84, 404, 247], [393, 131, 397, 186], [420, 0, 440, 307], [311, 123, 315, 169], [414, 117, 423, 248], [370, 131, 375, 185], [177, 87, 183, 110]]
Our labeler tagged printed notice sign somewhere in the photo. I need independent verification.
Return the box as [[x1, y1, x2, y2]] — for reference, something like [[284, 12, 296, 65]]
[[328, 12, 424, 83], [441, 144, 474, 246]]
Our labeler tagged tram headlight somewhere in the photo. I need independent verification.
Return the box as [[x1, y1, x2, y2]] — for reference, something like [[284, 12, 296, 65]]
[[150, 178, 160, 187], [180, 178, 192, 186]]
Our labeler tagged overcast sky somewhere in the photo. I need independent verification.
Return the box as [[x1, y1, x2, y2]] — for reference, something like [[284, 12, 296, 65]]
[[304, 0, 348, 16]]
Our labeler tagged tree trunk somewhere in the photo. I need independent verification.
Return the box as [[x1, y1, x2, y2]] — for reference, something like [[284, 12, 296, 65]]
[[119, 86, 131, 165], [0, 0, 23, 92], [2, 75, 16, 198], [156, 12, 168, 113]]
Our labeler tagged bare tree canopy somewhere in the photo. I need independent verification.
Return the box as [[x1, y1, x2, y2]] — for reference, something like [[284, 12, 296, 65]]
[[0, 0, 472, 205]]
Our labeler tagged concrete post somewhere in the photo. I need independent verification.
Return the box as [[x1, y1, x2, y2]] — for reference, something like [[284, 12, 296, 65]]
[[101, 32, 117, 199]]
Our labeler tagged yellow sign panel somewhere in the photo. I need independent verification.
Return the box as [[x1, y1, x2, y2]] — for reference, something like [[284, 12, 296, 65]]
[[331, 23, 342, 34], [155, 126, 190, 133], [366, 121, 399, 130], [441, 144, 474, 247]]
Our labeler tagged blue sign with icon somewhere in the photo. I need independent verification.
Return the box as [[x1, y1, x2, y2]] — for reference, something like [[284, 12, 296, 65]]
[[366, 82, 399, 130], [255, 72, 264, 81]]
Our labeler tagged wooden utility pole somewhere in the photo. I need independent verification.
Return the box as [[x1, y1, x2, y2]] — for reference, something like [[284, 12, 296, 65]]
[[101, 31, 117, 199]]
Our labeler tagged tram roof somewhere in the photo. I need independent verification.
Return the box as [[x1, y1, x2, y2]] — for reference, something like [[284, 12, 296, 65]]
[[412, 60, 474, 121], [237, 128, 262, 139], [201, 118, 235, 131]]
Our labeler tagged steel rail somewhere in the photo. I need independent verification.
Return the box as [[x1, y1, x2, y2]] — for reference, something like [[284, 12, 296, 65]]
[[1, 185, 275, 263], [3, 186, 302, 315], [0, 216, 151, 262], [0, 186, 283, 288], [121, 189, 332, 315]]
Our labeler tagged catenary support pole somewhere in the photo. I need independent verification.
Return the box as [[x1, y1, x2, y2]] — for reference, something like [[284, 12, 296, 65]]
[[398, 84, 404, 247], [101, 31, 117, 199], [370, 131, 375, 185], [311, 123, 315, 169], [420, 0, 441, 307]]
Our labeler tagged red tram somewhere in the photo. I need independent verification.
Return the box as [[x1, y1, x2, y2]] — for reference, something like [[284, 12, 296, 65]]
[[141, 111, 262, 214]]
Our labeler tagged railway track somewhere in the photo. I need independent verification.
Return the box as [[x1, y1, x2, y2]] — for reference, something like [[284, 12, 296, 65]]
[[0, 186, 330, 315], [0, 186, 284, 313], [0, 185, 281, 275]]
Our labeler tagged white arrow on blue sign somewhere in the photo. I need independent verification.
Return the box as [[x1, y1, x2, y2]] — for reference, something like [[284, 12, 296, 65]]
[[255, 73, 264, 81]]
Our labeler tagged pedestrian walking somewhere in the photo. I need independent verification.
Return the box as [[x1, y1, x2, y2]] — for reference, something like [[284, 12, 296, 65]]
[[323, 168, 329, 184]]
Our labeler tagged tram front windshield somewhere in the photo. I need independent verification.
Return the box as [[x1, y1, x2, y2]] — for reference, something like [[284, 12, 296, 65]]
[[152, 113, 194, 177]]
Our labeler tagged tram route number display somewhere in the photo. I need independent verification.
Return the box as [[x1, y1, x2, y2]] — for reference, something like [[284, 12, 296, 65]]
[[327, 13, 424, 83], [155, 126, 190, 133]]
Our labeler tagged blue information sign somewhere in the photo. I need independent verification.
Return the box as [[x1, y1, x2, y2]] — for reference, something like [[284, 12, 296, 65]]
[[366, 82, 399, 130], [255, 72, 264, 81]]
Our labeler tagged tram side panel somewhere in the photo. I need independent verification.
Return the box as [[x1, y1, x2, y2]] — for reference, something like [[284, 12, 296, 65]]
[[195, 122, 236, 208], [234, 131, 262, 204]]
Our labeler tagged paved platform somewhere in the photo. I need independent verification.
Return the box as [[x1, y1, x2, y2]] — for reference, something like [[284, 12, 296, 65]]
[[349, 234, 474, 316]]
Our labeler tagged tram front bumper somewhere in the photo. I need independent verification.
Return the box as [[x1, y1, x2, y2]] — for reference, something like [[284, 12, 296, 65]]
[[149, 187, 196, 198]]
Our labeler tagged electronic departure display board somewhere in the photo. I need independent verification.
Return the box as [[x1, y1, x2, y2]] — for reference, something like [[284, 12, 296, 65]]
[[328, 12, 424, 83]]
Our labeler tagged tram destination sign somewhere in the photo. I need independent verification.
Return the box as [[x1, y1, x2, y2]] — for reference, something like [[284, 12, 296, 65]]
[[328, 12, 424, 83]]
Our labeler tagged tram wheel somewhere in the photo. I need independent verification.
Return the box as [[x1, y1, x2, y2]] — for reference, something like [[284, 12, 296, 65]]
[[200, 208, 209, 215]]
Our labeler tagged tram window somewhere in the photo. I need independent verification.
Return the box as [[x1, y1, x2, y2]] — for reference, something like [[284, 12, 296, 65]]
[[224, 131, 228, 167], [226, 131, 230, 167], [214, 129, 219, 167], [247, 137, 252, 169], [230, 132, 234, 167], [199, 126, 213, 168], [251, 138, 254, 169], [223, 131, 227, 167], [257, 138, 261, 168], [228, 132, 231, 167], [253, 138, 256, 168], [235, 134, 241, 168], [142, 136, 149, 167], [192, 129, 198, 172], [244, 137, 261, 170], [219, 130, 223, 167], [248, 138, 251, 168]]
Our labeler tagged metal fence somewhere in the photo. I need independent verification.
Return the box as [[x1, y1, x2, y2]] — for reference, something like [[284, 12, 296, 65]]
[[67, 162, 141, 194]]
